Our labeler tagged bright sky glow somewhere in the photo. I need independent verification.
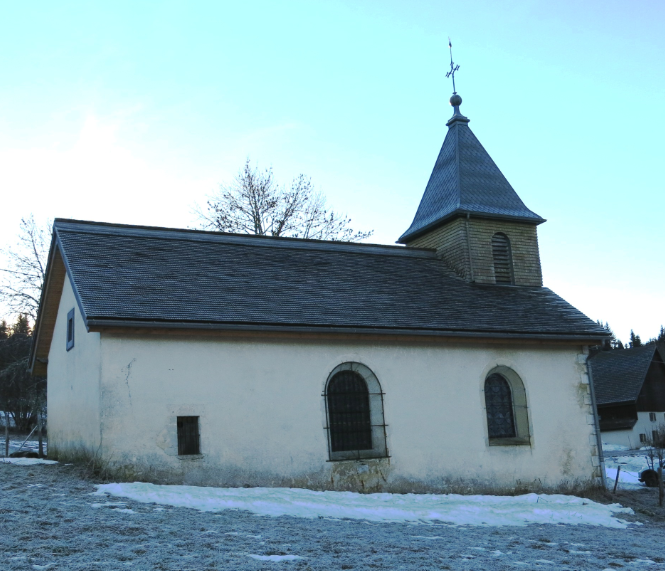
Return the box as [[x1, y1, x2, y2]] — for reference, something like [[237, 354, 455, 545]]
[[1, 0, 663, 343]]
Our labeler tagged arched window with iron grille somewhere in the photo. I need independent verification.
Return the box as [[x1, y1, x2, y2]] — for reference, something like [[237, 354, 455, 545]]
[[484, 367, 531, 445], [324, 362, 388, 461], [492, 233, 514, 284], [485, 374, 516, 439]]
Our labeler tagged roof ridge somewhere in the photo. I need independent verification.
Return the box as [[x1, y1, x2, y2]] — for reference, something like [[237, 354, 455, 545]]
[[53, 219, 437, 259]]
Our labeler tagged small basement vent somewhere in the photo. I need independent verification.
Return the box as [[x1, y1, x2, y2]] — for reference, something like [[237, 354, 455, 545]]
[[492, 233, 514, 285], [177, 416, 200, 455]]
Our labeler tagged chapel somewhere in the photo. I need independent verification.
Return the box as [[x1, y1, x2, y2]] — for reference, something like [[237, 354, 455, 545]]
[[30, 91, 607, 492]]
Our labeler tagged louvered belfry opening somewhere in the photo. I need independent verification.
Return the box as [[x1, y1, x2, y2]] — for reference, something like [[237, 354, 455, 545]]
[[327, 371, 373, 452], [177, 416, 200, 455], [492, 232, 514, 284], [485, 374, 516, 439]]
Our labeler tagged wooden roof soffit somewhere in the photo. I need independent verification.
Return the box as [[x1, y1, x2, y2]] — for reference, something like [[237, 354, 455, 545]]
[[29, 244, 67, 377]]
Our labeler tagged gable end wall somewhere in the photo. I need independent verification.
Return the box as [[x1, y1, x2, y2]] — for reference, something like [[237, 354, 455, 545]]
[[46, 273, 102, 458]]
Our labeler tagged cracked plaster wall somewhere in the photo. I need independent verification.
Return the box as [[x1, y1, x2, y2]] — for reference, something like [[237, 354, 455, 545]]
[[83, 334, 599, 491]]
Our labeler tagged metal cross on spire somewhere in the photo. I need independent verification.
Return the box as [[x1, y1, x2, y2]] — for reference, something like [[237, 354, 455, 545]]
[[446, 37, 460, 94]]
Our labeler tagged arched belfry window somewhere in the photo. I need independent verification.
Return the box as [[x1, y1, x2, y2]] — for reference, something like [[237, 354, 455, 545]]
[[324, 363, 388, 461], [492, 233, 514, 285], [484, 367, 530, 445]]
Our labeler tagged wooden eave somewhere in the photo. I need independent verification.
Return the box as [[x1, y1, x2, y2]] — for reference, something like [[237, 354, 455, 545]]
[[87, 321, 602, 348], [29, 242, 67, 377]]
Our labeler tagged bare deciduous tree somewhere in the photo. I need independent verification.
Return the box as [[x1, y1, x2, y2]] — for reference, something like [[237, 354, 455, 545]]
[[197, 160, 373, 242], [643, 424, 665, 507], [0, 215, 51, 322]]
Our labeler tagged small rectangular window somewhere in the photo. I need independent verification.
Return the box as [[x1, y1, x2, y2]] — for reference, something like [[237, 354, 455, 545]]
[[177, 416, 200, 455], [649, 412, 657, 422], [66, 308, 75, 351], [639, 433, 647, 443], [653, 431, 658, 442]]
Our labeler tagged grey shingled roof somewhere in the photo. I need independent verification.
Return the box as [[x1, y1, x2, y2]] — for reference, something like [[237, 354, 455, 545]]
[[589, 345, 658, 406], [399, 111, 544, 243], [52, 219, 604, 339]]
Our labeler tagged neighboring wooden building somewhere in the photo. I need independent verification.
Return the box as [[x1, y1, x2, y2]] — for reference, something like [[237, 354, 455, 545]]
[[30, 94, 607, 492], [589, 345, 665, 448]]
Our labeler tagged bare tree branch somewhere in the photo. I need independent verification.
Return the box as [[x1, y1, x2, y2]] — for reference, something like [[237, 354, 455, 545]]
[[0, 215, 51, 322], [196, 160, 373, 242]]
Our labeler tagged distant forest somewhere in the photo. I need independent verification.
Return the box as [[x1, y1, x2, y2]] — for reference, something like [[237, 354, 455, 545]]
[[597, 322, 665, 351]]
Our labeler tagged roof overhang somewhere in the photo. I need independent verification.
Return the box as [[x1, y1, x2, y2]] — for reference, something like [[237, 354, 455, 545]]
[[398, 209, 546, 244], [86, 317, 605, 345], [29, 229, 88, 376]]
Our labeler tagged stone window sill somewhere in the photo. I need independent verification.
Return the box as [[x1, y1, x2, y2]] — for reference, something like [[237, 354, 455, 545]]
[[489, 437, 531, 447]]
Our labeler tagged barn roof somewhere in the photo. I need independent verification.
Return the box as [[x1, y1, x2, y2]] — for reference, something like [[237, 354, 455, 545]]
[[589, 345, 660, 406], [398, 98, 544, 243], [31, 218, 606, 350]]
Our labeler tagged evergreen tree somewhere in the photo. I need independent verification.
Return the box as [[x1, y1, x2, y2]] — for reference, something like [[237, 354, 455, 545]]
[[630, 329, 642, 348], [596, 320, 619, 350], [0, 315, 44, 432]]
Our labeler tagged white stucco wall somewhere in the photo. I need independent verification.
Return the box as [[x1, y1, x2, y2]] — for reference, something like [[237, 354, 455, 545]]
[[91, 333, 599, 491], [47, 275, 101, 455], [601, 412, 665, 449]]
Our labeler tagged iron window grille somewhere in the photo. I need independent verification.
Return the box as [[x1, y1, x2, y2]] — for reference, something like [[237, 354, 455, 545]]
[[492, 233, 515, 285], [485, 374, 516, 438], [323, 362, 388, 462], [66, 308, 75, 351], [483, 367, 530, 446], [177, 416, 200, 455]]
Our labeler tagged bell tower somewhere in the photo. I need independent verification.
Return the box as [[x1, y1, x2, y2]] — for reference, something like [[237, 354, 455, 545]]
[[399, 46, 544, 286]]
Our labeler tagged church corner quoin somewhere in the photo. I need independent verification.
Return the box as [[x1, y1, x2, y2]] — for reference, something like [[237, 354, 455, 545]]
[[31, 92, 608, 493]]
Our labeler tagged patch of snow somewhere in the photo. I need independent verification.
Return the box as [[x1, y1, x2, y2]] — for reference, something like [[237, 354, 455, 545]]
[[90, 501, 135, 513], [94, 483, 636, 528], [247, 554, 302, 562], [0, 458, 57, 466], [602, 443, 630, 452], [604, 454, 652, 490], [569, 550, 592, 554]]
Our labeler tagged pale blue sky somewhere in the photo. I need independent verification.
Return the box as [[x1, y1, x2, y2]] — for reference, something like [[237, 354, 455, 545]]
[[1, 0, 663, 343]]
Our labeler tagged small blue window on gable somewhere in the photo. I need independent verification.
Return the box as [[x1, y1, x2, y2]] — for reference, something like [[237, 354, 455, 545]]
[[66, 308, 75, 351]]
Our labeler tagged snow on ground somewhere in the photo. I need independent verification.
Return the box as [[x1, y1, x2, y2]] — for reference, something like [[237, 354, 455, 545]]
[[95, 483, 635, 528], [604, 455, 651, 490], [0, 457, 57, 466], [602, 443, 630, 452], [2, 437, 48, 455]]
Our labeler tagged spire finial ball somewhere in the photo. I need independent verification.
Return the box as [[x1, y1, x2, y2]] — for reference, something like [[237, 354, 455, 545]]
[[450, 94, 462, 107]]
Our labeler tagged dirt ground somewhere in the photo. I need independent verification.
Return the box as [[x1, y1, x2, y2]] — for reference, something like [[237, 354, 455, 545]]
[[2, 461, 665, 571]]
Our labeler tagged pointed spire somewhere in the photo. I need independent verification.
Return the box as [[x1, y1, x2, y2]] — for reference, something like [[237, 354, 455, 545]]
[[398, 95, 544, 244]]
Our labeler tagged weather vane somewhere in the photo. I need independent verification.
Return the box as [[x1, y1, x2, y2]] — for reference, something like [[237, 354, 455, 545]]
[[446, 37, 460, 94]]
